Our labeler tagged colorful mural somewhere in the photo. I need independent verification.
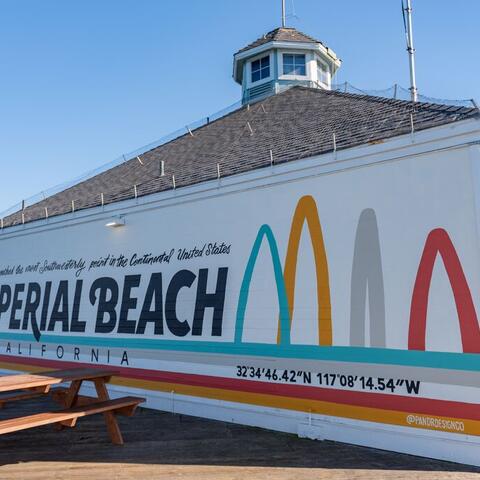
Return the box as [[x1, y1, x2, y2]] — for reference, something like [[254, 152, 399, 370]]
[[0, 147, 479, 457]]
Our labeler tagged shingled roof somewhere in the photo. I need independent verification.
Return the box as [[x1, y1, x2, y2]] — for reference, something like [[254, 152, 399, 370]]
[[236, 27, 324, 55], [3, 86, 478, 229]]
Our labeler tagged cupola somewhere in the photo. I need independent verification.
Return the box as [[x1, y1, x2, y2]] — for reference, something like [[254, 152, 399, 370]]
[[233, 27, 341, 104]]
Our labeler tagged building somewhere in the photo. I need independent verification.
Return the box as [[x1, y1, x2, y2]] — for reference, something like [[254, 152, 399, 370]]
[[0, 25, 480, 466]]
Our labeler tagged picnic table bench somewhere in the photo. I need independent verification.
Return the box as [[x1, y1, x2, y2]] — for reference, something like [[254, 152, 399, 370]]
[[0, 368, 145, 445]]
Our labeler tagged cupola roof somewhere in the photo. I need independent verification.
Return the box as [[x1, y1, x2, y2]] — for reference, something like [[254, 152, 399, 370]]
[[235, 27, 324, 55]]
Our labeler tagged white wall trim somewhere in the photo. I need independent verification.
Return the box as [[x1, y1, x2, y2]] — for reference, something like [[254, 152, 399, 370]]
[[234, 41, 339, 65]]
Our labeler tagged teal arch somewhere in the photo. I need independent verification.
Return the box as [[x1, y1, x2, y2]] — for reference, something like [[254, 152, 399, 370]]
[[235, 224, 290, 345]]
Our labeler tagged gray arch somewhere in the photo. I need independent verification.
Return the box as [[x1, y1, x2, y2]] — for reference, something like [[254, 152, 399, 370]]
[[350, 208, 386, 347]]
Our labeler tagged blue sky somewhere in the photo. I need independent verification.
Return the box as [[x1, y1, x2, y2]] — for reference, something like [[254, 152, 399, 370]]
[[1, 0, 479, 213]]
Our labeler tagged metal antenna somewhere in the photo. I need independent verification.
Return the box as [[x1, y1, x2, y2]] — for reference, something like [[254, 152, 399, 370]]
[[403, 0, 418, 102], [281, 0, 286, 27]]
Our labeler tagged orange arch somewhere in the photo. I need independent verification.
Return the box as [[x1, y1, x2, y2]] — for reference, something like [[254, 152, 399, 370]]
[[408, 228, 480, 353], [278, 195, 332, 345]]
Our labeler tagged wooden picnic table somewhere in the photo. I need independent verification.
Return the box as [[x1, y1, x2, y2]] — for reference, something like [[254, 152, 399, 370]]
[[0, 368, 145, 445]]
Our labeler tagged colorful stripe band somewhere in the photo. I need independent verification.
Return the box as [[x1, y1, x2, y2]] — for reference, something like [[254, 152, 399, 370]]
[[0, 354, 475, 436]]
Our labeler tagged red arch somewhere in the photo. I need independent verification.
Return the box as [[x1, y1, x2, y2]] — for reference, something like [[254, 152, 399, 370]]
[[409, 228, 480, 353]]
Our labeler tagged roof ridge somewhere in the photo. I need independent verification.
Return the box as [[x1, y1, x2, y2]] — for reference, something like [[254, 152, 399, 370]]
[[292, 86, 479, 116]]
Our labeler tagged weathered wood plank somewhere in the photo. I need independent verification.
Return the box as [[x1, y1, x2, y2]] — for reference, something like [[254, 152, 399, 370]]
[[0, 397, 144, 435], [52, 388, 139, 415], [0, 368, 117, 394], [0, 388, 49, 407], [40, 368, 118, 383]]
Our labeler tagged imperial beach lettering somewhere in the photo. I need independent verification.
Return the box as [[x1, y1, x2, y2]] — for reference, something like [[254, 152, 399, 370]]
[[0, 267, 228, 341]]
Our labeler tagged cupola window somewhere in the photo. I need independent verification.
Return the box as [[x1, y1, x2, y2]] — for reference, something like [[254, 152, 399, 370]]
[[251, 56, 270, 83], [283, 54, 306, 75], [317, 61, 330, 85]]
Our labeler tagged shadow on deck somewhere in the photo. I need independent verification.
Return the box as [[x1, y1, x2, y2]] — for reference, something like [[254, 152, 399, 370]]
[[0, 396, 478, 479]]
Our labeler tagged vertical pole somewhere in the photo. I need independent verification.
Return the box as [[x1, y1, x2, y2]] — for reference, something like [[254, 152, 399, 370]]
[[281, 0, 286, 27], [404, 0, 418, 102]]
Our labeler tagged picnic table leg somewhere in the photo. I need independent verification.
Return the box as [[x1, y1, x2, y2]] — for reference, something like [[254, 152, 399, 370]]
[[55, 379, 83, 430], [94, 378, 124, 445], [64, 380, 82, 408]]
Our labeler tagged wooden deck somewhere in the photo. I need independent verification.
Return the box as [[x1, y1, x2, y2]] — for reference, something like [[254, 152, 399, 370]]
[[0, 396, 478, 480]]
